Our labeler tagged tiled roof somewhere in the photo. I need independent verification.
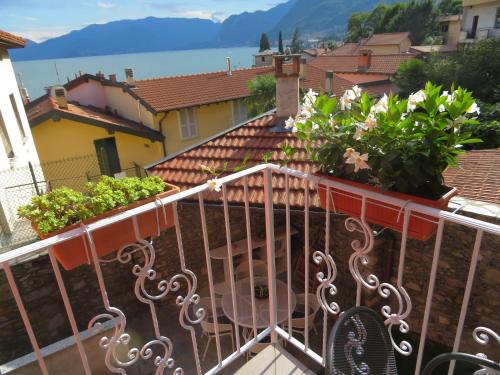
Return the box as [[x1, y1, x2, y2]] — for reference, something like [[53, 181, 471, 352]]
[[26, 95, 163, 141], [364, 32, 411, 46], [0, 29, 26, 48], [149, 112, 499, 207], [329, 43, 361, 56], [133, 66, 275, 112], [309, 54, 416, 75], [409, 45, 457, 54], [443, 149, 500, 204]]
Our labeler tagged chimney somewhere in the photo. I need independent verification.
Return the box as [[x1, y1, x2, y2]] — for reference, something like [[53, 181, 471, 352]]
[[96, 71, 105, 79], [51, 86, 68, 109], [325, 70, 334, 95], [300, 57, 307, 79], [357, 49, 372, 71], [125, 68, 135, 86], [109, 74, 117, 82], [20, 87, 30, 105], [226, 57, 232, 76], [274, 54, 300, 119]]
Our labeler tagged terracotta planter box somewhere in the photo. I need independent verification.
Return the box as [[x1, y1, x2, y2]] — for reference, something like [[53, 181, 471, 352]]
[[316, 175, 457, 241], [34, 183, 179, 270]]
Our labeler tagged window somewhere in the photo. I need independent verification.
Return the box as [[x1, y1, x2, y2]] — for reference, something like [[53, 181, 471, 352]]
[[233, 100, 248, 125], [9, 93, 26, 139], [495, 7, 500, 28], [0, 110, 14, 158], [261, 56, 265, 62], [441, 23, 449, 33], [179, 108, 198, 140]]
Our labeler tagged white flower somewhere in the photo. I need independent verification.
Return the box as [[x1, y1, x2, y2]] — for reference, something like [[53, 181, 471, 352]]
[[292, 127, 298, 133], [407, 90, 426, 112], [353, 127, 363, 140], [285, 116, 295, 129], [343, 147, 358, 159], [346, 153, 371, 173], [352, 85, 362, 98], [371, 94, 389, 114], [467, 102, 480, 115], [329, 115, 336, 128], [207, 178, 222, 192], [340, 88, 358, 110], [312, 123, 319, 130], [303, 89, 318, 107], [438, 104, 446, 112], [364, 115, 377, 131], [400, 112, 407, 120], [300, 104, 315, 119]]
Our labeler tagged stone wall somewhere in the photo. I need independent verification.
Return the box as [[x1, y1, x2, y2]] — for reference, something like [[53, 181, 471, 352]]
[[0, 202, 498, 365]]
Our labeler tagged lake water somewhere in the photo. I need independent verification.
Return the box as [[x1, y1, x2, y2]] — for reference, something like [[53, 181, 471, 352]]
[[13, 47, 257, 99]]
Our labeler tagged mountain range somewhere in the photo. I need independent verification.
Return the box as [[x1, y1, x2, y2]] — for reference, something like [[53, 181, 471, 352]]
[[11, 0, 391, 61]]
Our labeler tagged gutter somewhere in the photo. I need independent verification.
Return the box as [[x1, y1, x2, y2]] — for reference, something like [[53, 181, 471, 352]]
[[158, 111, 169, 157]]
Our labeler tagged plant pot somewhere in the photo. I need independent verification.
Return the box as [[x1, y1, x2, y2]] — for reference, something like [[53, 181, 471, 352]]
[[34, 183, 179, 270], [316, 174, 457, 241]]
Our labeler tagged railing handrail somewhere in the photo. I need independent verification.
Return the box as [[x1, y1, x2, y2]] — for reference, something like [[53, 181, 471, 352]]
[[2, 163, 499, 266]]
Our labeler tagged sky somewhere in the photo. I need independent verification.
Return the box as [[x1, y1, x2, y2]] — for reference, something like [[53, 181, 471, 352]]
[[1, 0, 283, 42]]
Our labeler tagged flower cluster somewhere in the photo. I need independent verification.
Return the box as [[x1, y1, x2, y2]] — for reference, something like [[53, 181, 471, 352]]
[[283, 82, 482, 198]]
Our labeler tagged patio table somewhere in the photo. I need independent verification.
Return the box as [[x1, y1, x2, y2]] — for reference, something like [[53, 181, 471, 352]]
[[221, 276, 296, 329]]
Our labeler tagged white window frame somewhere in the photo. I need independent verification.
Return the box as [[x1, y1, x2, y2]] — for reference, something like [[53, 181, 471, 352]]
[[232, 99, 248, 125], [0, 109, 14, 158], [178, 107, 198, 140]]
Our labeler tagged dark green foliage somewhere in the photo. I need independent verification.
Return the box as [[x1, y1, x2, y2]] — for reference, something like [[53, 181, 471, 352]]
[[392, 59, 432, 97], [438, 0, 462, 15], [346, 0, 439, 45], [18, 176, 167, 235], [259, 33, 271, 52], [247, 75, 276, 117], [278, 31, 284, 53], [291, 27, 303, 53], [462, 101, 500, 150]]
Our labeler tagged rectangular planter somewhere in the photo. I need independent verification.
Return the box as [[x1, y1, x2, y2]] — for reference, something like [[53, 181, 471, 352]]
[[35, 183, 179, 270], [316, 175, 457, 241]]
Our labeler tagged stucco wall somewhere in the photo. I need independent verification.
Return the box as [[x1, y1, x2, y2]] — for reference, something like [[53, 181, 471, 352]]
[[463, 1, 500, 32]]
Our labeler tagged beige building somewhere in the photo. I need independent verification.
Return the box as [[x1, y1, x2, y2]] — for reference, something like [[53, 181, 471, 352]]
[[254, 49, 277, 67], [439, 14, 463, 46], [331, 32, 412, 55]]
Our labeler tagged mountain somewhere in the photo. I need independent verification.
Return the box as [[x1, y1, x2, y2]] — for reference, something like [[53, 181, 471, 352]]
[[11, 17, 221, 60], [216, 0, 296, 46], [11, 0, 396, 61]]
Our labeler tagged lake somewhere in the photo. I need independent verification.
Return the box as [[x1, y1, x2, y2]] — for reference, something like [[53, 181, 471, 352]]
[[12, 47, 257, 99]]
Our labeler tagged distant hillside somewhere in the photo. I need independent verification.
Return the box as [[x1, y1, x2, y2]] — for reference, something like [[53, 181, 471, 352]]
[[12, 0, 401, 61], [11, 17, 221, 60]]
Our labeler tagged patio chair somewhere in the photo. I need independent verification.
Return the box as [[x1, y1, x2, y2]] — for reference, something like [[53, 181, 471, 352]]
[[200, 314, 234, 362], [281, 293, 320, 336], [421, 352, 500, 375], [326, 306, 398, 375]]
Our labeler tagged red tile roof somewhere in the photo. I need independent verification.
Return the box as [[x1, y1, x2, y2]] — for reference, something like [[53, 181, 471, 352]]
[[133, 66, 275, 112], [0, 29, 26, 49], [329, 43, 361, 56], [364, 32, 411, 46], [309, 54, 416, 75], [26, 95, 163, 141], [443, 149, 500, 204], [149, 112, 500, 207]]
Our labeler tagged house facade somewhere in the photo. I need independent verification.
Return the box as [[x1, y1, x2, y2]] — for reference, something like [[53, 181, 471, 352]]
[[460, 0, 500, 42], [0, 30, 44, 243], [331, 32, 412, 55]]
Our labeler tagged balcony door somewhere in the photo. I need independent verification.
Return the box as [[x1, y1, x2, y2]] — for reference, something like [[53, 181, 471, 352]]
[[94, 137, 121, 176], [471, 15, 479, 38]]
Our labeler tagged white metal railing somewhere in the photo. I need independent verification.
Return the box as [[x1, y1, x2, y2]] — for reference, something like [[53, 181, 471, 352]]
[[0, 163, 499, 375]]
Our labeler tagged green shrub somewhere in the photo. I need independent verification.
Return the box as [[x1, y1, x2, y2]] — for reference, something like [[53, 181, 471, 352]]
[[18, 175, 167, 235]]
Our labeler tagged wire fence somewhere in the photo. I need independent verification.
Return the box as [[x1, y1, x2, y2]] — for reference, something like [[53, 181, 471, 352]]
[[0, 154, 146, 252]]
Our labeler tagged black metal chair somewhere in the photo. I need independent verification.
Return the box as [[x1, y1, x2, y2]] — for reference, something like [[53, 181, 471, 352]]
[[422, 352, 500, 375], [326, 306, 398, 375]]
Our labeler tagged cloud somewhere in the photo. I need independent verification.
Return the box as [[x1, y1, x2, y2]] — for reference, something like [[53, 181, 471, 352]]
[[23, 16, 38, 21], [180, 10, 225, 22], [15, 29, 68, 42], [97, 2, 116, 9]]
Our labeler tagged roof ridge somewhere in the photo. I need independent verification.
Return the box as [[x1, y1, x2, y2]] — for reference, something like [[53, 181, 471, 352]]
[[136, 65, 274, 83]]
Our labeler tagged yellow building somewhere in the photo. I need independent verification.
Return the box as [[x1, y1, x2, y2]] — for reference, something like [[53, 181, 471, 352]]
[[61, 65, 274, 160], [331, 32, 412, 55], [26, 89, 164, 189]]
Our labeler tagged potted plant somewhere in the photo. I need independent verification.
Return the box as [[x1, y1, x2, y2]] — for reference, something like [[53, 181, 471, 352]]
[[18, 176, 179, 270], [283, 83, 481, 240]]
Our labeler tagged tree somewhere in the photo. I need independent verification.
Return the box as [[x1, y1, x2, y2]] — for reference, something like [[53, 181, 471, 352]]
[[438, 0, 462, 15], [391, 59, 429, 96], [259, 33, 270, 52], [247, 75, 276, 117], [345, 12, 370, 42], [278, 31, 284, 54], [290, 27, 303, 53]]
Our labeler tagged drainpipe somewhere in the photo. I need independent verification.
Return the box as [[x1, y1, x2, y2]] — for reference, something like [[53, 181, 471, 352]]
[[158, 111, 168, 157]]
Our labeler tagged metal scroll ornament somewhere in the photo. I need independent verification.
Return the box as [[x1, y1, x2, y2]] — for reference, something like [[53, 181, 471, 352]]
[[313, 250, 340, 315], [472, 326, 500, 375]]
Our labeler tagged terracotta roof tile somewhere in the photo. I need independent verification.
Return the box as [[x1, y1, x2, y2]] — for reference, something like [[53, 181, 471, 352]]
[[443, 149, 500, 204], [0, 29, 26, 48], [364, 32, 411, 46], [149, 114, 500, 207], [133, 66, 275, 112], [26, 95, 163, 141], [329, 43, 361, 56], [309, 54, 415, 75]]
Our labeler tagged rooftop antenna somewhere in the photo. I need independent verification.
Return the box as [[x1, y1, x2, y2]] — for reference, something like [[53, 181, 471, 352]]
[[53, 62, 61, 84]]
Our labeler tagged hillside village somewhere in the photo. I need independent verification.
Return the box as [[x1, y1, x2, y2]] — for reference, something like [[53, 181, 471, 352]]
[[0, 0, 499, 374]]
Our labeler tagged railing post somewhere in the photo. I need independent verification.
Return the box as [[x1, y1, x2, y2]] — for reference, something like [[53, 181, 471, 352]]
[[263, 167, 278, 342], [28, 162, 41, 196]]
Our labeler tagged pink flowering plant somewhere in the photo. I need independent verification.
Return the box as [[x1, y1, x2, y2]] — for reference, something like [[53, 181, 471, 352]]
[[285, 82, 481, 199]]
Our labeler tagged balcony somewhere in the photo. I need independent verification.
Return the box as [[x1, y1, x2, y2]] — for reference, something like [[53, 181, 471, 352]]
[[0, 164, 498, 374]]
